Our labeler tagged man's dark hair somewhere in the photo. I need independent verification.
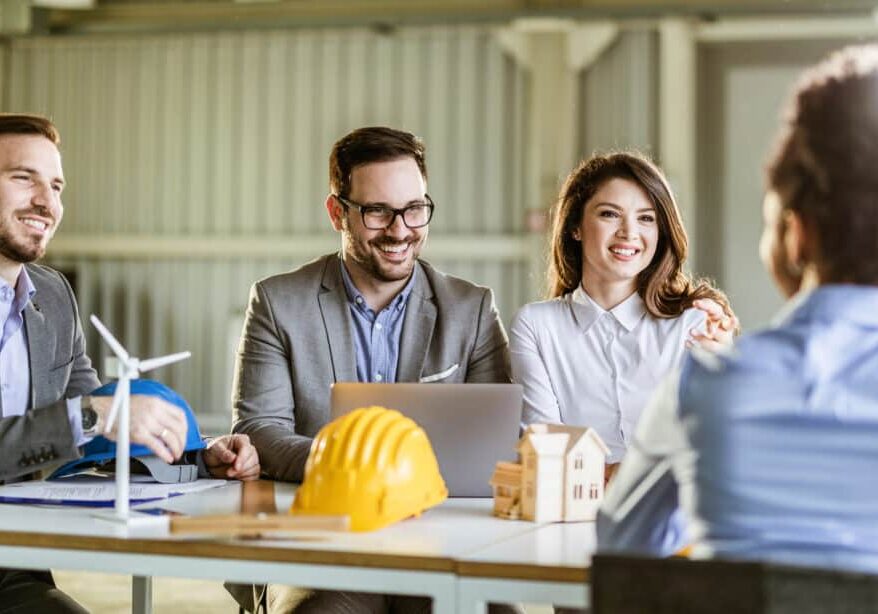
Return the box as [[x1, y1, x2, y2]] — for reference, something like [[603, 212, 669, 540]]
[[0, 113, 60, 145], [767, 45, 878, 285], [329, 126, 426, 198]]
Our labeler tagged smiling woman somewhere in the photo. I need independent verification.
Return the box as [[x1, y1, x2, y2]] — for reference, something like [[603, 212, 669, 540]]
[[510, 151, 734, 465]]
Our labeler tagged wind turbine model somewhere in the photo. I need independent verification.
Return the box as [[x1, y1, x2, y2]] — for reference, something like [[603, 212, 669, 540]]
[[90, 314, 191, 521]]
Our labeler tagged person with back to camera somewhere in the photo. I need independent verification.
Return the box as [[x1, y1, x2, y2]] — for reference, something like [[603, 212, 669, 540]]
[[510, 152, 736, 486], [597, 44, 878, 574]]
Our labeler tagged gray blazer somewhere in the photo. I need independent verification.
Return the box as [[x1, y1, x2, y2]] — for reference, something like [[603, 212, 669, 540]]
[[0, 264, 100, 482], [231, 253, 511, 482]]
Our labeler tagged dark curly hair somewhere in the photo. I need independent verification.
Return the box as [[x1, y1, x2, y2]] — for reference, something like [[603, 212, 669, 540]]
[[766, 45, 878, 285]]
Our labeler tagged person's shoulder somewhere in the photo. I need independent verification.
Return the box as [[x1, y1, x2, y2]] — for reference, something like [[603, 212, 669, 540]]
[[25, 262, 67, 287], [25, 263, 73, 300], [509, 297, 570, 341], [733, 326, 803, 369], [513, 296, 568, 324], [685, 324, 802, 381], [418, 259, 492, 301], [255, 253, 336, 294]]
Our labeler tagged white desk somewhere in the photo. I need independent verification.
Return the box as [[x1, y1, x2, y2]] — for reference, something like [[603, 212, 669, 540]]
[[457, 522, 594, 612], [0, 481, 594, 613]]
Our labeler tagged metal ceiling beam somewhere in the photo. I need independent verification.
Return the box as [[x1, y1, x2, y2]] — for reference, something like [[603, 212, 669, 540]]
[[42, 0, 877, 35]]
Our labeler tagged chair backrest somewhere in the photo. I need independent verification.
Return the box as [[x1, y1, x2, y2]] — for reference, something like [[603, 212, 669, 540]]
[[592, 554, 878, 614]]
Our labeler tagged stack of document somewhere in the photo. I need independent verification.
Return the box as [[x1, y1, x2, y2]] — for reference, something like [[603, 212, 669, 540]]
[[0, 477, 226, 507]]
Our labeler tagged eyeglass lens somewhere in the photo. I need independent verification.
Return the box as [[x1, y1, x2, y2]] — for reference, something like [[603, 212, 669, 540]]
[[363, 204, 432, 229]]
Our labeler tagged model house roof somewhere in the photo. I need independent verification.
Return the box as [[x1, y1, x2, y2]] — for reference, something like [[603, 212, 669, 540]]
[[520, 423, 610, 457], [518, 430, 569, 457], [489, 461, 522, 488]]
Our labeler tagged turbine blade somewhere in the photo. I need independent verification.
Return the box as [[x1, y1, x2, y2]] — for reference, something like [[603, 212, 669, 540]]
[[139, 351, 191, 373], [103, 387, 125, 433], [90, 315, 130, 363]]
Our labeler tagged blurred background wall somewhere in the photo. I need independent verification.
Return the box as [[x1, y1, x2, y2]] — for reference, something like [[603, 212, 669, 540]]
[[2, 0, 875, 431]]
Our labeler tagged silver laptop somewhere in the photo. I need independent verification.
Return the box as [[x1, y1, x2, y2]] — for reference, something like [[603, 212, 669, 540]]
[[330, 383, 523, 497]]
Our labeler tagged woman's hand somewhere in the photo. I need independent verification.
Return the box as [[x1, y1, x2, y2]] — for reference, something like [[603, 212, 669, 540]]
[[689, 298, 738, 353]]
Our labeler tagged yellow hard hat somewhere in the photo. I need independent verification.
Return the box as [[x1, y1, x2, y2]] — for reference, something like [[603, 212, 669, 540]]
[[291, 406, 448, 532]]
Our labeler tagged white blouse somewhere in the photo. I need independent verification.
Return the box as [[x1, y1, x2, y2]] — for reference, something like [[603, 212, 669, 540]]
[[510, 287, 706, 463]]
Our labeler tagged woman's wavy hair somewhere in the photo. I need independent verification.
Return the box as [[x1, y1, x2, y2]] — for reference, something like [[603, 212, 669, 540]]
[[547, 151, 730, 319]]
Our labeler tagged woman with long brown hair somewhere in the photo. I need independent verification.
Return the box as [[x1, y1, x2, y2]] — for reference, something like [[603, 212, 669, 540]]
[[511, 151, 735, 466]]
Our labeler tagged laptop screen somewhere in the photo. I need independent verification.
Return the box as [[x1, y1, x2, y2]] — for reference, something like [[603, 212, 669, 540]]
[[330, 383, 523, 497]]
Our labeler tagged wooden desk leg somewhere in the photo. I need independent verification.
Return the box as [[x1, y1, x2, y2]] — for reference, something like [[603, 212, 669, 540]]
[[132, 575, 153, 614]]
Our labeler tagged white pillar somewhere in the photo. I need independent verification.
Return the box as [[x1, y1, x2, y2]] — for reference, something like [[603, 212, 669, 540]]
[[658, 18, 698, 270], [494, 20, 618, 300]]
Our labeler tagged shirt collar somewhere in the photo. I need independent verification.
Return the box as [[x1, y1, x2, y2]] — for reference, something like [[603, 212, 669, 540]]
[[0, 267, 36, 315], [339, 259, 417, 315], [571, 285, 647, 333]]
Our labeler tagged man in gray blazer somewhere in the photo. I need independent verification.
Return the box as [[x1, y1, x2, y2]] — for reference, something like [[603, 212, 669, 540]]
[[0, 114, 260, 612], [232, 126, 515, 613]]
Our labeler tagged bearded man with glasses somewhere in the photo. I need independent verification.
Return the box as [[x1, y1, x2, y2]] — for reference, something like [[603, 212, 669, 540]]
[[231, 126, 516, 614]]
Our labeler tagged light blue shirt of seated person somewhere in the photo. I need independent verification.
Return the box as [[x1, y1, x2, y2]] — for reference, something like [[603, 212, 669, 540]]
[[0, 268, 89, 446], [597, 285, 878, 574], [340, 260, 415, 384]]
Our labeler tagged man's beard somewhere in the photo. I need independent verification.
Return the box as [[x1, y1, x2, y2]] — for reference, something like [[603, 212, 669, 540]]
[[0, 239, 45, 264], [0, 218, 48, 264], [344, 233, 420, 283]]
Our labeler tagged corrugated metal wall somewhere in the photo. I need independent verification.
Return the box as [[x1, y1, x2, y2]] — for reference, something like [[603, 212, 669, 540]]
[[576, 29, 658, 160], [5, 26, 532, 432]]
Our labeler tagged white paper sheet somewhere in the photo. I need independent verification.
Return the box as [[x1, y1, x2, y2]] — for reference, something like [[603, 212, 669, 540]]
[[0, 477, 226, 505]]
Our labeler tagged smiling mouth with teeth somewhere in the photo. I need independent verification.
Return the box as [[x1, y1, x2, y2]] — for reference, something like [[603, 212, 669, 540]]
[[21, 218, 48, 231], [378, 243, 410, 253], [610, 247, 638, 257]]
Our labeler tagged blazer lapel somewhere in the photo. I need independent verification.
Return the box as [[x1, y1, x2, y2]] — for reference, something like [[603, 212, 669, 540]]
[[317, 258, 357, 382], [23, 301, 50, 409], [397, 266, 436, 383]]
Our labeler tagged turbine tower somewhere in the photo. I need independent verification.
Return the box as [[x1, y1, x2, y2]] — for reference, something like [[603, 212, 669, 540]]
[[90, 315, 191, 520]]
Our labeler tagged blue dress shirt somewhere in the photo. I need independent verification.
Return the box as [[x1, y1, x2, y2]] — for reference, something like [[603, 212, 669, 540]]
[[597, 285, 878, 574], [340, 261, 415, 384], [0, 270, 35, 417]]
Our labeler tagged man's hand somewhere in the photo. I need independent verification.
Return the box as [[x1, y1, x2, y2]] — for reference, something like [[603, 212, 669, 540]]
[[203, 434, 261, 481], [89, 394, 188, 463], [688, 298, 739, 353]]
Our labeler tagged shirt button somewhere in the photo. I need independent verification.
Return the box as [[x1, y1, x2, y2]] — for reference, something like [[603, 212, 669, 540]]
[[0, 288, 11, 302], [374, 374, 384, 382], [355, 296, 364, 305], [375, 323, 383, 331]]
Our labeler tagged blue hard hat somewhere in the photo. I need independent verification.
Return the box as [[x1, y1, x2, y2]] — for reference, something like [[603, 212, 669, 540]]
[[51, 379, 206, 483]]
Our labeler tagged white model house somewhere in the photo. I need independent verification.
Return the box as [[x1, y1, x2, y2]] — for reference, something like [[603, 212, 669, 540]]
[[491, 424, 609, 523]]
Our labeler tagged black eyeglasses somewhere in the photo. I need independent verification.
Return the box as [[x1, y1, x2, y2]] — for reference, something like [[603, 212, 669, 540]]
[[334, 194, 435, 230]]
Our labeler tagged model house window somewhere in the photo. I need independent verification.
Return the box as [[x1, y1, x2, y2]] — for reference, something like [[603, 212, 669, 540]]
[[589, 483, 599, 499], [574, 454, 583, 470], [573, 484, 583, 499]]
